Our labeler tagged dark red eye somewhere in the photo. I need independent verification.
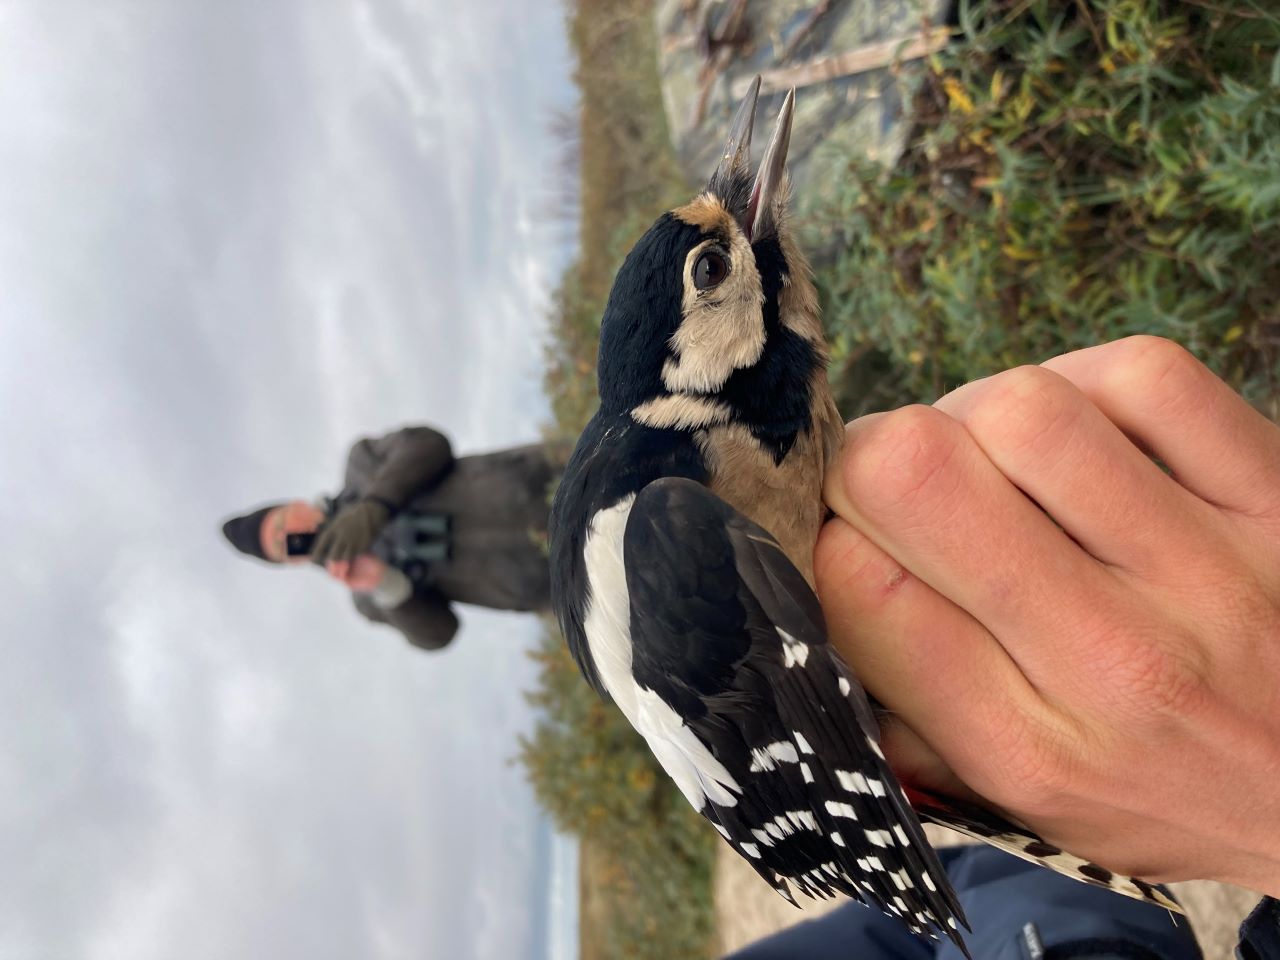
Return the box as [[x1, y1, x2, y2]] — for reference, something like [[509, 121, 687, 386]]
[[693, 250, 729, 290]]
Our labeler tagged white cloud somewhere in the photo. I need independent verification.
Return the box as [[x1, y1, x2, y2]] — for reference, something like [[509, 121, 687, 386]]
[[0, 0, 578, 957]]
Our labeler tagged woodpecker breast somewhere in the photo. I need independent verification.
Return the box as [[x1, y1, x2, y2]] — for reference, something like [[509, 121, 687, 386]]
[[700, 413, 832, 583]]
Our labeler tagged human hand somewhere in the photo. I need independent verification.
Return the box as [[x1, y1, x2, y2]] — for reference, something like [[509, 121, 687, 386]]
[[814, 336, 1280, 897], [324, 553, 388, 593], [312, 499, 391, 564]]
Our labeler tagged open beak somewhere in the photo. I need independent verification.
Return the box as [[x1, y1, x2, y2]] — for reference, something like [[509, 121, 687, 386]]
[[705, 78, 796, 243]]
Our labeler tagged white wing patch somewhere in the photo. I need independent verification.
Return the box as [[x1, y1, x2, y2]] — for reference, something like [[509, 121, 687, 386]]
[[582, 495, 741, 813], [635, 685, 740, 810], [582, 496, 640, 720]]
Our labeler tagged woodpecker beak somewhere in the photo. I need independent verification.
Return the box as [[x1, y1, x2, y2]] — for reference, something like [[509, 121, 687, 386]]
[[748, 88, 794, 243], [707, 76, 760, 213], [706, 78, 795, 244]]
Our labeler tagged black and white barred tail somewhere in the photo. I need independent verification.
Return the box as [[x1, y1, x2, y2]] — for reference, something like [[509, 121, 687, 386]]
[[913, 789, 1183, 913]]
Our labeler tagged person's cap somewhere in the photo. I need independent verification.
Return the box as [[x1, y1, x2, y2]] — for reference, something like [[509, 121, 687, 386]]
[[220, 504, 283, 562]]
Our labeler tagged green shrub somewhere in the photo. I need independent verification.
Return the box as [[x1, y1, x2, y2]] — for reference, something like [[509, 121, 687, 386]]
[[807, 0, 1280, 415]]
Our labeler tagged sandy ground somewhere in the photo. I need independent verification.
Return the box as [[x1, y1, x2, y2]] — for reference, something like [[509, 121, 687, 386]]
[[714, 831, 1260, 959]]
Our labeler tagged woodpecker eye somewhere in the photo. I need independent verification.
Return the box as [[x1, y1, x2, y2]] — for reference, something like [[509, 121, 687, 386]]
[[693, 250, 729, 290]]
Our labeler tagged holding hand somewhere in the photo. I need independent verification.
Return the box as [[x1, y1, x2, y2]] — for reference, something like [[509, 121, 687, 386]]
[[324, 553, 387, 593], [815, 336, 1280, 897], [312, 498, 391, 563]]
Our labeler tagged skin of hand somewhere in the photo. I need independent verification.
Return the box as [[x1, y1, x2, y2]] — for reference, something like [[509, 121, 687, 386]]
[[814, 336, 1280, 898], [324, 554, 388, 593]]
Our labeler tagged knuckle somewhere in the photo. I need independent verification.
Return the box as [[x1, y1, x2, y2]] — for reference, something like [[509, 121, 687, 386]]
[[844, 405, 961, 516], [1092, 628, 1212, 719], [965, 365, 1082, 468], [1117, 336, 1205, 411]]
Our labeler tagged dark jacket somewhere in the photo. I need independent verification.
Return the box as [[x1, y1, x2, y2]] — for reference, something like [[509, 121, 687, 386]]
[[1240, 897, 1280, 960], [342, 426, 566, 651]]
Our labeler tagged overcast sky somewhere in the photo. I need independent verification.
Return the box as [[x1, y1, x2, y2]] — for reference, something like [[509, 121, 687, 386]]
[[0, 2, 579, 958]]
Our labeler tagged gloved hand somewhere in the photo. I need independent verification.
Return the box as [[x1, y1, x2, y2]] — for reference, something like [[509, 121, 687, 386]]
[[312, 499, 391, 564]]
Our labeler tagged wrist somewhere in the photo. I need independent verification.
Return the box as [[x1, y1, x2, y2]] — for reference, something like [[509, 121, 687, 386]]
[[364, 494, 397, 517]]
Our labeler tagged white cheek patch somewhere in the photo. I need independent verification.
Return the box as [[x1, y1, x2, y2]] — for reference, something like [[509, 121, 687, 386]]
[[631, 394, 732, 431], [661, 239, 765, 394]]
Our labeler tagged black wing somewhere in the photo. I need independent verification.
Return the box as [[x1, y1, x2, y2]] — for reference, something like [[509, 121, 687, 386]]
[[623, 477, 970, 951]]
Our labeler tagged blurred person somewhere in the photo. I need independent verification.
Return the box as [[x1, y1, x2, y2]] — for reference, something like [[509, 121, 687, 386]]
[[222, 425, 568, 651]]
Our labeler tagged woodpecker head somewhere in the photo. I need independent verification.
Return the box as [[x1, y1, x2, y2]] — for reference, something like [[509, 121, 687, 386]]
[[596, 80, 825, 453]]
